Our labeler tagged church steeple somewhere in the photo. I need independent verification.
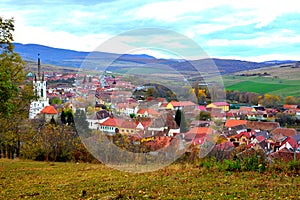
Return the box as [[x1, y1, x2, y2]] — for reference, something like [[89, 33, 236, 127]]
[[38, 53, 41, 80], [29, 53, 49, 119]]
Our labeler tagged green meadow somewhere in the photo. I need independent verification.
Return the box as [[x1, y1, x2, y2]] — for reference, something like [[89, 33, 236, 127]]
[[223, 75, 300, 97]]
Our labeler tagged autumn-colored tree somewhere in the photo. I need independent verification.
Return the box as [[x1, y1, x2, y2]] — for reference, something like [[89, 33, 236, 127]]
[[0, 17, 35, 159], [284, 96, 296, 105], [260, 94, 281, 108]]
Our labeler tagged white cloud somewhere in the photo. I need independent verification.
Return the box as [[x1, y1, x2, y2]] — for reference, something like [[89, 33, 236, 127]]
[[14, 19, 111, 51], [206, 29, 300, 47]]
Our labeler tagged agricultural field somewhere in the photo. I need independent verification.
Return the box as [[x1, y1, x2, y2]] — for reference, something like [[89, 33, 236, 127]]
[[222, 65, 300, 97], [1, 159, 299, 199]]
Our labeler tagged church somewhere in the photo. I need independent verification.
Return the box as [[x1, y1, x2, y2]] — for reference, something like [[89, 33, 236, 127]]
[[29, 55, 50, 119]]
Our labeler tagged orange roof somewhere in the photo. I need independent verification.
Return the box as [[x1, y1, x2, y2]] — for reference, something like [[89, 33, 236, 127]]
[[40, 106, 58, 114], [283, 104, 298, 109], [225, 119, 247, 128], [137, 109, 147, 114], [186, 127, 213, 135], [100, 118, 137, 129]]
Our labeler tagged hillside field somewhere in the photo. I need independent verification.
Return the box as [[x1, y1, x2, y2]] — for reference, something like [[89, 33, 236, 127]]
[[0, 159, 299, 199], [223, 74, 300, 97]]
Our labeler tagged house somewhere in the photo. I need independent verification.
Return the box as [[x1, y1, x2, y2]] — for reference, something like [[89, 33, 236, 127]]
[[246, 121, 279, 132], [210, 108, 226, 122], [115, 102, 138, 116], [249, 131, 271, 150], [225, 119, 247, 128], [271, 128, 297, 137], [283, 104, 298, 110], [279, 134, 300, 152], [99, 117, 123, 134], [136, 108, 160, 118], [166, 101, 197, 111], [270, 148, 300, 162], [234, 131, 255, 146], [39, 105, 58, 122], [86, 110, 110, 129], [225, 124, 248, 139], [136, 119, 152, 131], [184, 127, 213, 145], [118, 120, 137, 135], [206, 102, 229, 112], [239, 106, 256, 113]]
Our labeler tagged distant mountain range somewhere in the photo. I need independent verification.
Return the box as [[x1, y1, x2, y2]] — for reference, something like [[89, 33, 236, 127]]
[[13, 43, 298, 74]]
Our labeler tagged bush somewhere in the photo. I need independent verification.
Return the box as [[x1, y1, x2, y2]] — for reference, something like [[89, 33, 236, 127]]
[[241, 154, 266, 172], [288, 160, 300, 175]]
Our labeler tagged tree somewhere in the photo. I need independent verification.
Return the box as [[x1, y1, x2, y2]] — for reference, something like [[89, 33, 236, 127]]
[[175, 109, 188, 133], [199, 111, 211, 121], [61, 110, 66, 124], [0, 17, 14, 52], [74, 109, 90, 137], [284, 96, 296, 105], [276, 112, 296, 127], [66, 110, 74, 126], [261, 94, 281, 108], [175, 109, 182, 127], [50, 97, 62, 105], [0, 17, 35, 159]]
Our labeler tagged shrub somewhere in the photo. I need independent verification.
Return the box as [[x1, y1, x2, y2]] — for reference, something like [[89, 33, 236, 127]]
[[288, 160, 300, 175]]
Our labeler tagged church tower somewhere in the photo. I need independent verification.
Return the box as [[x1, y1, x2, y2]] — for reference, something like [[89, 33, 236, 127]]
[[29, 54, 49, 119]]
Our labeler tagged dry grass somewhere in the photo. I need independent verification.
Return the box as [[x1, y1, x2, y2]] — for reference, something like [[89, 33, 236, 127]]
[[1, 159, 300, 199]]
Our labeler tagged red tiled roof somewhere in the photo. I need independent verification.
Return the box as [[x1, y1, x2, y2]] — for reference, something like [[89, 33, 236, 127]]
[[137, 109, 147, 114], [40, 106, 58, 114], [184, 127, 213, 141], [225, 119, 247, 128], [170, 101, 196, 107], [160, 103, 168, 107], [246, 121, 280, 131], [100, 118, 122, 127], [147, 108, 160, 116], [255, 135, 266, 142], [235, 131, 253, 139], [212, 102, 229, 106], [120, 121, 136, 129], [271, 128, 297, 137]]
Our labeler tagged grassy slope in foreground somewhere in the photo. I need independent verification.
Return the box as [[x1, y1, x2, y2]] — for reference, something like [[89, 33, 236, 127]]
[[0, 159, 299, 199]]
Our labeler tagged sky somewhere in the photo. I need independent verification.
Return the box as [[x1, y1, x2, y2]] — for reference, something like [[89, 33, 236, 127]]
[[1, 0, 300, 61]]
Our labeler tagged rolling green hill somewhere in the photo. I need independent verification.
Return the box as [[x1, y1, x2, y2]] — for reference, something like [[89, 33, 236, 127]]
[[223, 65, 300, 97]]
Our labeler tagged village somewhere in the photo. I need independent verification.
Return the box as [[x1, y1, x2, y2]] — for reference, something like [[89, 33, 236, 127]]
[[28, 58, 300, 163]]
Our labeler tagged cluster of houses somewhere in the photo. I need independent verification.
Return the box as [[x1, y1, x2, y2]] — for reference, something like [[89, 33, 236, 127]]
[[29, 58, 300, 162]]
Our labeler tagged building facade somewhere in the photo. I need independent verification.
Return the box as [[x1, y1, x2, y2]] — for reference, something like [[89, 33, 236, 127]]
[[29, 55, 49, 119]]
